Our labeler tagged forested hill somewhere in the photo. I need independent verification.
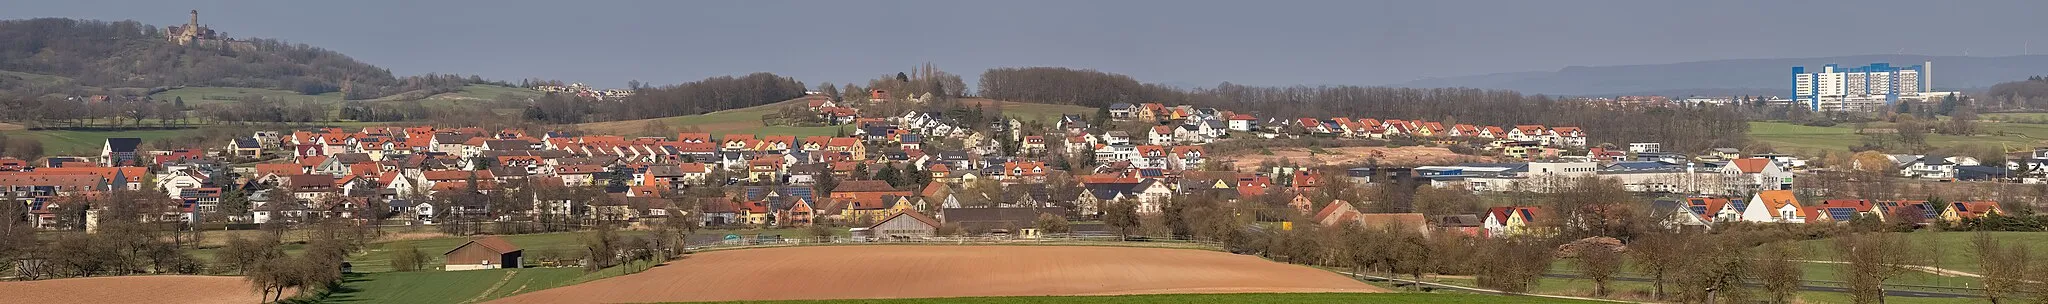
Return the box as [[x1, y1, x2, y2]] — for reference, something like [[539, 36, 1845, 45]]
[[0, 18, 485, 100]]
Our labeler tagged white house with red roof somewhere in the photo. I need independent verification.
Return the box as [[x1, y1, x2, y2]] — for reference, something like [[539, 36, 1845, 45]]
[[1718, 158, 1793, 195]]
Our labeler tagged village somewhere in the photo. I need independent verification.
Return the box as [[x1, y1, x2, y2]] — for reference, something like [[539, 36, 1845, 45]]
[[5, 85, 2032, 244]]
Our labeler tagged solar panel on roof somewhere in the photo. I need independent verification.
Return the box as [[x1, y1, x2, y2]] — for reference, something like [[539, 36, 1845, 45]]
[[1689, 206, 1708, 215], [1955, 204, 1968, 212], [745, 187, 766, 200], [1828, 208, 1857, 220], [787, 187, 814, 201]]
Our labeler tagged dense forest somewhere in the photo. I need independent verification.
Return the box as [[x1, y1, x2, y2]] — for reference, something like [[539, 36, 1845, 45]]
[[0, 18, 491, 100], [979, 67, 1750, 151], [1986, 76, 2048, 110], [524, 72, 806, 124]]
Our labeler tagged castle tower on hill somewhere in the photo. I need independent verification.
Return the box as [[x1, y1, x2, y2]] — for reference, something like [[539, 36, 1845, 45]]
[[166, 10, 219, 46]]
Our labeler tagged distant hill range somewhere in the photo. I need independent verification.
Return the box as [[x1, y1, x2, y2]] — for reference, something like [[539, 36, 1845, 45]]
[[0, 16, 498, 100], [1392, 55, 2048, 97]]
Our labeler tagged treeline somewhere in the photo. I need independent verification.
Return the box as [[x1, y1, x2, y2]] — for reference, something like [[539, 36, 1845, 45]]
[[1986, 76, 2048, 110], [524, 73, 806, 123], [976, 67, 1749, 152], [0, 18, 499, 100]]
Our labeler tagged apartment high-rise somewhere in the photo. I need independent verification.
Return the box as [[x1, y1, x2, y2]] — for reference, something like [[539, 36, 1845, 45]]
[[1792, 62, 1927, 112]]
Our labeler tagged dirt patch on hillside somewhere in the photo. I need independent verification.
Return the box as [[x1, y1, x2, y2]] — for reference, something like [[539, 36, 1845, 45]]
[[488, 245, 1381, 304], [0, 122, 24, 131], [1226, 146, 1494, 168], [0, 275, 273, 304]]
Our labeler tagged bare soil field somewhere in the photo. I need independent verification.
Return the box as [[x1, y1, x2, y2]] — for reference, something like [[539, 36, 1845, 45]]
[[0, 275, 271, 304], [0, 122, 23, 131], [489, 245, 1382, 304], [1226, 146, 1493, 169]]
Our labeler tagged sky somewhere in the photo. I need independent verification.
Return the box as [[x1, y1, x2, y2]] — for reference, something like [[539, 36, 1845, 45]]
[[6, 0, 2047, 89]]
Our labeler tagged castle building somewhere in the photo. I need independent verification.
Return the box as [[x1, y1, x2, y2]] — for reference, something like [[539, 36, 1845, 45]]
[[166, 10, 219, 46]]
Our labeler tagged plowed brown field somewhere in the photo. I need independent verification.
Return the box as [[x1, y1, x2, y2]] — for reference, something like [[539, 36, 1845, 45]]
[[489, 245, 1381, 304], [0, 275, 271, 304]]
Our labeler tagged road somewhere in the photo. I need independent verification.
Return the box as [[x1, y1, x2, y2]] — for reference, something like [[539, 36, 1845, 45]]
[[1543, 274, 1980, 299]]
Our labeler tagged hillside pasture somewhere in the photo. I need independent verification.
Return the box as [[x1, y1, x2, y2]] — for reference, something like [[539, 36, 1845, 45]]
[[572, 97, 839, 137]]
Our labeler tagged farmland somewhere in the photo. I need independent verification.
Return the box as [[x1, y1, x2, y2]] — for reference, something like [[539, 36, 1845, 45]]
[[670, 293, 1606, 304], [1748, 121, 2048, 156], [488, 245, 1383, 304], [0, 275, 273, 304]]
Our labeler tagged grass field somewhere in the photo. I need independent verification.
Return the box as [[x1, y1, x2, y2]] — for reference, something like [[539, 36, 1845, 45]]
[[0, 69, 76, 89], [1749, 121, 2048, 156], [320, 267, 611, 304], [210, 227, 833, 273], [7, 128, 205, 155], [1432, 276, 1979, 304], [151, 87, 345, 106], [664, 293, 1604, 304], [1982, 113, 2048, 123], [1795, 231, 2048, 275], [573, 97, 839, 137]]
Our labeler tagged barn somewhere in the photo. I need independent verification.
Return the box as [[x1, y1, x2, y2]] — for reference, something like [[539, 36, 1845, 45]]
[[444, 236, 523, 271], [868, 210, 940, 240]]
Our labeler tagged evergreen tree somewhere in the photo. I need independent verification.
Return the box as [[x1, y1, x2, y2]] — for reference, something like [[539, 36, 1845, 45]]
[[876, 164, 903, 187], [1094, 106, 1111, 127], [219, 187, 251, 221]]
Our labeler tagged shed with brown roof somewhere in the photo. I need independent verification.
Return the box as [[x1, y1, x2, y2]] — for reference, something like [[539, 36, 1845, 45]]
[[444, 235, 523, 271]]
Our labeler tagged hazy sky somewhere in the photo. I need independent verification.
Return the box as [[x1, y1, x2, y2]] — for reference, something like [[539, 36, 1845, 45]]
[[7, 0, 2047, 88]]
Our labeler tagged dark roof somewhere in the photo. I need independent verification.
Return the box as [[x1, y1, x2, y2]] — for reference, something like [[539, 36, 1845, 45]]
[[834, 180, 898, 193], [1956, 165, 2009, 180], [105, 138, 142, 153], [433, 134, 475, 144], [331, 153, 373, 164], [1085, 183, 1142, 200], [1432, 214, 1483, 227], [234, 137, 262, 149]]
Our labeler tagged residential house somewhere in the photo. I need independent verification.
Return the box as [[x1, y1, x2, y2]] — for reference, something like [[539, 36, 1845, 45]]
[[1740, 190, 1803, 223], [1940, 201, 2004, 222], [102, 138, 143, 166], [1719, 158, 1793, 196]]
